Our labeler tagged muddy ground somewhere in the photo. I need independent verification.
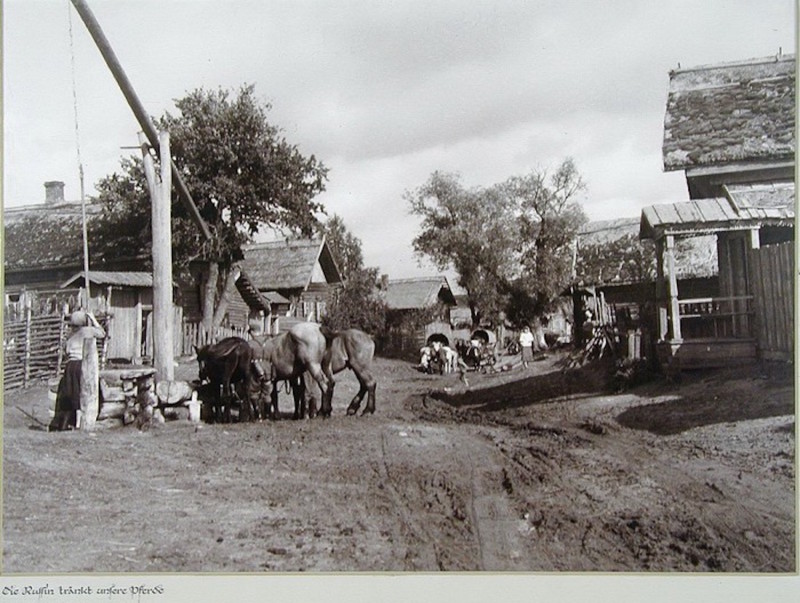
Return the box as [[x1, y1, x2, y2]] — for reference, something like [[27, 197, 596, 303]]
[[2, 351, 795, 573]]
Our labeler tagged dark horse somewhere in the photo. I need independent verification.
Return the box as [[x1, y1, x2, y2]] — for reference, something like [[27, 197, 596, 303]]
[[322, 328, 377, 415], [248, 322, 333, 419], [195, 336, 254, 423]]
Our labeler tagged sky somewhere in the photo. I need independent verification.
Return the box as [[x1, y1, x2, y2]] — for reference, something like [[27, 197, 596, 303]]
[[3, 0, 796, 281]]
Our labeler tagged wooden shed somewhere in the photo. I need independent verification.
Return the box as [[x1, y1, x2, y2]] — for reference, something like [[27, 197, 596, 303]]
[[61, 270, 182, 363], [380, 276, 458, 355]]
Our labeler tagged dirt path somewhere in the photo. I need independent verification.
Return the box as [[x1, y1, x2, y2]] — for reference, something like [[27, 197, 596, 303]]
[[2, 354, 795, 573]]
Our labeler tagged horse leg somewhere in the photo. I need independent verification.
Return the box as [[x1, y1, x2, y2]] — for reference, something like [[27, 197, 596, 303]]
[[269, 382, 279, 420], [223, 379, 233, 423], [308, 363, 333, 417], [347, 369, 377, 416], [292, 377, 305, 420]]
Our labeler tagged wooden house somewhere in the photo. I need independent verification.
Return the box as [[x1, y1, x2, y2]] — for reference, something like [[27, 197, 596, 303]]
[[640, 54, 795, 371], [380, 276, 458, 355], [239, 237, 343, 331]]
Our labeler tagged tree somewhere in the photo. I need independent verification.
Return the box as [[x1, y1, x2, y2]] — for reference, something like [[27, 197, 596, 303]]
[[318, 214, 364, 280], [318, 215, 387, 334], [90, 85, 328, 331], [407, 172, 517, 327], [408, 159, 588, 328], [503, 158, 588, 325]]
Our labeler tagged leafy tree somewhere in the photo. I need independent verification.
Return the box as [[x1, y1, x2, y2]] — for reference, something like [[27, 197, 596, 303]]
[[90, 85, 328, 330], [407, 172, 516, 327], [318, 215, 387, 334], [408, 159, 589, 328], [504, 158, 588, 324]]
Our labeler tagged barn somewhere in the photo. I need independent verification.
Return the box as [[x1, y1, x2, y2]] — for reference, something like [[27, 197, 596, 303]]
[[641, 54, 795, 372]]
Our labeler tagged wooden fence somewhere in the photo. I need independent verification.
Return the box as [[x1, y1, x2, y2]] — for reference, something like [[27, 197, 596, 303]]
[[3, 312, 66, 391], [748, 241, 794, 362], [180, 321, 249, 355]]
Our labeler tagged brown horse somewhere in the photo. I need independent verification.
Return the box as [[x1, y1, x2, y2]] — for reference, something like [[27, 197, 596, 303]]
[[322, 328, 377, 416], [248, 322, 334, 419], [195, 336, 254, 423], [249, 334, 306, 420]]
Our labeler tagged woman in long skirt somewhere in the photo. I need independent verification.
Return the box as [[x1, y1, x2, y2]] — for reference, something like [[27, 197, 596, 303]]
[[519, 325, 535, 369], [49, 311, 105, 432]]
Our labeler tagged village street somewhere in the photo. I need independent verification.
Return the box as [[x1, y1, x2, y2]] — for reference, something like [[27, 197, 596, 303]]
[[3, 353, 794, 573]]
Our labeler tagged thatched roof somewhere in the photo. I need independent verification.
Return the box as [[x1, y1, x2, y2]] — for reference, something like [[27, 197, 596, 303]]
[[640, 181, 795, 240], [240, 238, 342, 292], [3, 202, 102, 273], [663, 54, 795, 171], [61, 270, 155, 288], [382, 276, 456, 310]]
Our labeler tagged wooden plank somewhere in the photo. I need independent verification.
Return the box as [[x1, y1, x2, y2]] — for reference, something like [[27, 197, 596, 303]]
[[770, 245, 785, 352], [777, 243, 794, 354]]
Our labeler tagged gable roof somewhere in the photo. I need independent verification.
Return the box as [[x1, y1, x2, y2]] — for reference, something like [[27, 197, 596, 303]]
[[240, 237, 342, 292], [61, 270, 155, 288], [662, 54, 795, 171], [382, 276, 456, 310], [3, 202, 103, 272], [639, 181, 795, 240]]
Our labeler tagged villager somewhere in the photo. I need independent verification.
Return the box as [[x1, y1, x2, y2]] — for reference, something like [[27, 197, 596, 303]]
[[582, 310, 597, 341], [519, 325, 535, 368], [49, 311, 105, 432]]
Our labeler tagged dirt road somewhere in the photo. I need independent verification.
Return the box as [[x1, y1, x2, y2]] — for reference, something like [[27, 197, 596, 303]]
[[2, 353, 795, 573]]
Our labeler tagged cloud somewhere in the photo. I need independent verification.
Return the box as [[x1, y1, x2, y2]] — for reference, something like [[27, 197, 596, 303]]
[[3, 0, 795, 280]]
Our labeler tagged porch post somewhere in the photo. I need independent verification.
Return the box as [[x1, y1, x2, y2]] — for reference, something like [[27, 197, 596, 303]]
[[655, 237, 668, 341], [748, 227, 760, 250], [665, 234, 682, 341]]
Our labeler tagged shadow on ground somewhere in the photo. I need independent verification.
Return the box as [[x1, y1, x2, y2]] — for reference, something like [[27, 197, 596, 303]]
[[432, 358, 612, 413], [617, 367, 795, 435], [616, 391, 795, 435]]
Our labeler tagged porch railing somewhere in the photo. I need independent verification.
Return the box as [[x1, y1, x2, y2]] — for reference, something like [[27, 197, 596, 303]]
[[676, 295, 754, 340]]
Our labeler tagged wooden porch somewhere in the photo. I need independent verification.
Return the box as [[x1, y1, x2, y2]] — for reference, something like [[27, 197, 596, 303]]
[[641, 193, 794, 373], [656, 294, 757, 371]]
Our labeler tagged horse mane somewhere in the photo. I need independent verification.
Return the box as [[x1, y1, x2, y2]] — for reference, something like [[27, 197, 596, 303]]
[[319, 325, 338, 346], [208, 337, 247, 359]]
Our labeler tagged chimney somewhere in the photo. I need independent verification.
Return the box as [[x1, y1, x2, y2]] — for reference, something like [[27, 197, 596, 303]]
[[44, 181, 65, 205]]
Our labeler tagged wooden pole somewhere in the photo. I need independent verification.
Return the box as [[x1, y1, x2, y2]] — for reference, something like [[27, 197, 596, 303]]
[[665, 234, 682, 342], [153, 131, 175, 381], [80, 337, 99, 431]]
